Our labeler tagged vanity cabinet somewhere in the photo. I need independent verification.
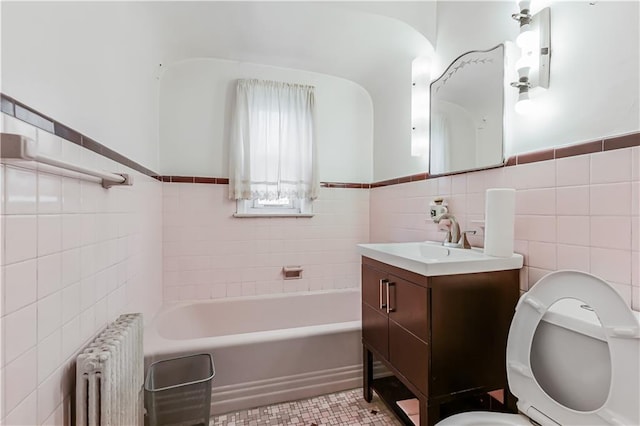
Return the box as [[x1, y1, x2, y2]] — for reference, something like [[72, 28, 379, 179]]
[[361, 256, 520, 426]]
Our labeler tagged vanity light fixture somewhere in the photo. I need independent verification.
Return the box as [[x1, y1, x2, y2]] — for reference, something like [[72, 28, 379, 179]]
[[411, 56, 431, 157], [511, 0, 550, 114]]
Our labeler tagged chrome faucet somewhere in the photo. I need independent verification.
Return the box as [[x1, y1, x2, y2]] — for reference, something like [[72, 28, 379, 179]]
[[437, 213, 460, 246], [436, 213, 475, 249]]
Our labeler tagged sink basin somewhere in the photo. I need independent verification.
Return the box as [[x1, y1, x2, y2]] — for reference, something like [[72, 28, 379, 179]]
[[357, 242, 523, 276]]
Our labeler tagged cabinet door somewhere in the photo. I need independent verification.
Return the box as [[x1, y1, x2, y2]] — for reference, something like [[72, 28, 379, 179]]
[[362, 303, 389, 359], [389, 320, 429, 395], [388, 275, 429, 343], [362, 264, 388, 310]]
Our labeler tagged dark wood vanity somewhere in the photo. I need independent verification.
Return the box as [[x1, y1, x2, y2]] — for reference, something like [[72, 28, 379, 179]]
[[361, 256, 520, 426]]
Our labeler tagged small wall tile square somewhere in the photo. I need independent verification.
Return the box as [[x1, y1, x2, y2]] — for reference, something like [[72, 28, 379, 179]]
[[591, 149, 632, 184], [370, 146, 636, 306]]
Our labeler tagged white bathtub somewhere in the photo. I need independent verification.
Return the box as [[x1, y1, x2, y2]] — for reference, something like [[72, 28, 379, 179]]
[[144, 289, 363, 415]]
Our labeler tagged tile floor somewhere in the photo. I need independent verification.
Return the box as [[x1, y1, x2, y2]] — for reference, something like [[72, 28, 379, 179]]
[[210, 388, 402, 426]]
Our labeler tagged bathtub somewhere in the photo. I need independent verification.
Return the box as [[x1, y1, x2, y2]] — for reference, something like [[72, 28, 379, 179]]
[[144, 289, 363, 415]]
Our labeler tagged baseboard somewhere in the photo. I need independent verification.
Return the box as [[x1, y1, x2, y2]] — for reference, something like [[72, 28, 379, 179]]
[[210, 364, 363, 415]]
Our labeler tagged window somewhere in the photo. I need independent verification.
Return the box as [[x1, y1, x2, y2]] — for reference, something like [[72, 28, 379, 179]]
[[229, 79, 318, 217]]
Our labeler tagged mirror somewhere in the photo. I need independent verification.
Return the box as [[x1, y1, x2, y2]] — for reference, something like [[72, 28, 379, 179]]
[[429, 44, 504, 176], [530, 298, 611, 412]]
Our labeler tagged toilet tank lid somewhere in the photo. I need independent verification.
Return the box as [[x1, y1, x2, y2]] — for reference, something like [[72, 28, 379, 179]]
[[541, 298, 607, 341]]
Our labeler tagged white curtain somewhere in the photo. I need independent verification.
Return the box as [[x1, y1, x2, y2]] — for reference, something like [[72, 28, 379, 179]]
[[229, 79, 319, 201]]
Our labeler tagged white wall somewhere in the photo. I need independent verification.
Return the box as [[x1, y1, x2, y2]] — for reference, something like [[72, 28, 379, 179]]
[[1, 2, 162, 171], [434, 1, 640, 157], [159, 58, 374, 183]]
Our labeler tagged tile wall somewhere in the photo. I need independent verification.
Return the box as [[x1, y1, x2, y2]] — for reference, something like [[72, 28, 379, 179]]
[[162, 183, 369, 301], [0, 114, 163, 424], [370, 146, 640, 309]]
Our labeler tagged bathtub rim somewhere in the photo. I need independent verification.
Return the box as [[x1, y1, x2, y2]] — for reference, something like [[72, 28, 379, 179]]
[[144, 288, 362, 357]]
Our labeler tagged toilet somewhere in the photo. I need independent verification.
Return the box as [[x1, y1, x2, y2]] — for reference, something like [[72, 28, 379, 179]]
[[437, 270, 640, 426]]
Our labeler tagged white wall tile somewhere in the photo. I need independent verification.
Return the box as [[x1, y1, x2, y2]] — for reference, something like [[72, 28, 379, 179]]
[[37, 174, 62, 214], [3, 347, 37, 415], [37, 215, 62, 257], [4, 215, 37, 264], [37, 253, 61, 299], [3, 304, 37, 365], [4, 167, 37, 215], [37, 329, 61, 384], [3, 259, 37, 315], [591, 149, 632, 184], [3, 390, 37, 426], [2, 114, 162, 425], [37, 292, 62, 342]]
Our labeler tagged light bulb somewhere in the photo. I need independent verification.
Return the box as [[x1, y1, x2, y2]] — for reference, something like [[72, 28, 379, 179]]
[[516, 25, 537, 50], [516, 55, 535, 73], [515, 91, 533, 115]]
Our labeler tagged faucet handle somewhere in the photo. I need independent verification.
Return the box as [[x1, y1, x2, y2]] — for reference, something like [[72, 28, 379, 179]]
[[459, 230, 476, 249]]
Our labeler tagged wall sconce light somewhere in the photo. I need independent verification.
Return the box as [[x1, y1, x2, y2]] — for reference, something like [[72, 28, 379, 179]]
[[411, 56, 431, 157], [511, 1, 550, 114]]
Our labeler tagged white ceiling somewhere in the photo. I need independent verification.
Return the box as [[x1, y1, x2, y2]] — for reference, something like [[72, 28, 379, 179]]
[[147, 1, 437, 94]]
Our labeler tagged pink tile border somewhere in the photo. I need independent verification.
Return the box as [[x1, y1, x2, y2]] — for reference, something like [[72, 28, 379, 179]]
[[3, 93, 638, 190], [157, 133, 639, 188]]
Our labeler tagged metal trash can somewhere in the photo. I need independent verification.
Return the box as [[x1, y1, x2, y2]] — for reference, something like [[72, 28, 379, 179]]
[[144, 353, 215, 426]]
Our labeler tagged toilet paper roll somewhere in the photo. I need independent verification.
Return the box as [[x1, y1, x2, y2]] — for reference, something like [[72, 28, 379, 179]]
[[484, 188, 516, 258]]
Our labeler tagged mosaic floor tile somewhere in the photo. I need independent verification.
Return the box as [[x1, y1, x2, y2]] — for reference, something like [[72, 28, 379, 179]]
[[210, 388, 402, 426]]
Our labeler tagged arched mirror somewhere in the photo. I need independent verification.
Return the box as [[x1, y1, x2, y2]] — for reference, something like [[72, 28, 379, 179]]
[[429, 44, 504, 176], [530, 298, 612, 412]]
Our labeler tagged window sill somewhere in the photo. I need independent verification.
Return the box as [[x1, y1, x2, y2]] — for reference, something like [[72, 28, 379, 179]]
[[233, 213, 314, 218]]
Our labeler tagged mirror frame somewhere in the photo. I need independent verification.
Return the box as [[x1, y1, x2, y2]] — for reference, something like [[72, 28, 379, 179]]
[[429, 44, 505, 177]]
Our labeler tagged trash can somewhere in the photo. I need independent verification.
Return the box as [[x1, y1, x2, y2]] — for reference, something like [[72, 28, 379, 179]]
[[144, 353, 215, 426]]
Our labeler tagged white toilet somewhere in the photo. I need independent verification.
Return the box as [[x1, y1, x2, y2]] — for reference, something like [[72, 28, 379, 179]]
[[437, 270, 640, 426]]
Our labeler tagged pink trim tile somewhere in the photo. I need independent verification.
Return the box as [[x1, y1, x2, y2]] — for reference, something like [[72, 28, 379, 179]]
[[451, 174, 467, 194], [515, 189, 556, 215], [591, 247, 632, 285], [557, 244, 590, 272], [632, 182, 639, 216], [556, 186, 590, 216], [557, 216, 590, 246], [507, 161, 556, 189], [556, 155, 590, 187], [528, 267, 553, 290], [632, 251, 639, 287], [632, 147, 639, 181], [520, 215, 557, 243], [590, 183, 632, 216], [590, 216, 631, 250], [528, 242, 557, 270], [633, 216, 639, 251], [591, 149, 632, 184]]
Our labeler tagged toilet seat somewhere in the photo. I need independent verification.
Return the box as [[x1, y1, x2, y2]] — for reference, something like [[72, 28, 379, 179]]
[[507, 270, 640, 426], [435, 412, 531, 426]]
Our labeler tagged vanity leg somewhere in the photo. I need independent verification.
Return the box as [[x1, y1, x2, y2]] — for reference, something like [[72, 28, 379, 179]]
[[504, 386, 518, 413], [363, 347, 373, 402], [419, 397, 432, 426]]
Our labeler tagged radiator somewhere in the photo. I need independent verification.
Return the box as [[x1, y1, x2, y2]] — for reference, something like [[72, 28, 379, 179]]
[[76, 313, 144, 426]]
